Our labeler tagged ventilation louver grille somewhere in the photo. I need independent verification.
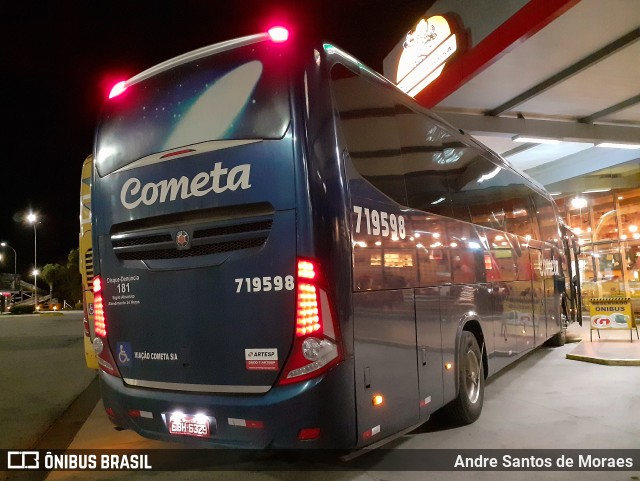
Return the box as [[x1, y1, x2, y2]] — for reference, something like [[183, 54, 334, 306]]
[[110, 206, 274, 263]]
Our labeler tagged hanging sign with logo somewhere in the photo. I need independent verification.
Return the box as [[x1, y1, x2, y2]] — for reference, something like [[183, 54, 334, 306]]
[[396, 15, 461, 97]]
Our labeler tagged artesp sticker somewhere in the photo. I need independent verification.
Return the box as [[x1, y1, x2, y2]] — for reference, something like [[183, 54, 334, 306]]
[[245, 349, 278, 371]]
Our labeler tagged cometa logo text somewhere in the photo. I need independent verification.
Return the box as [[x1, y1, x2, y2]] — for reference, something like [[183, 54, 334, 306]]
[[120, 162, 251, 209]]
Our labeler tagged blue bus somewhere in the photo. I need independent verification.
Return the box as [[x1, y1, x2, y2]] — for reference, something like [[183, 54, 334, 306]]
[[91, 27, 574, 450]]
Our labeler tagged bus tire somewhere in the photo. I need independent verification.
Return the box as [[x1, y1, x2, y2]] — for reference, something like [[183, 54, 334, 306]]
[[444, 331, 484, 425]]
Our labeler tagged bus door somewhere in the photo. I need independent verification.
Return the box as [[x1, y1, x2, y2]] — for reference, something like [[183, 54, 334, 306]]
[[528, 247, 547, 346], [544, 246, 563, 337], [351, 198, 420, 445], [561, 227, 582, 325], [490, 232, 526, 365], [570, 237, 583, 325]]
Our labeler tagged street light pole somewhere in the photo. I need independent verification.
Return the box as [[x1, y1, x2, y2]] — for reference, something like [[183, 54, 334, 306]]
[[0, 242, 17, 291], [27, 213, 38, 309]]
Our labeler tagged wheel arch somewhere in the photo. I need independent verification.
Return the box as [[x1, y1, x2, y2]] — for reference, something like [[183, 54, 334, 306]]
[[459, 318, 488, 380]]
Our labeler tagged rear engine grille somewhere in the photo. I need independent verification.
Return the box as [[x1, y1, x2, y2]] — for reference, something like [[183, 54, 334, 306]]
[[194, 220, 273, 239], [110, 205, 274, 263], [116, 236, 267, 260], [112, 234, 172, 248]]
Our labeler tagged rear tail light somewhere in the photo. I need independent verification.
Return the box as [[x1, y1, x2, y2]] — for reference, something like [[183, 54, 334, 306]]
[[278, 259, 343, 385], [297, 427, 321, 441], [92, 276, 121, 378]]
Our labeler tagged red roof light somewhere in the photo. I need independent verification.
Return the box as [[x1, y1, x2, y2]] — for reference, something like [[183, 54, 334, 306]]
[[109, 81, 127, 99], [268, 26, 289, 43]]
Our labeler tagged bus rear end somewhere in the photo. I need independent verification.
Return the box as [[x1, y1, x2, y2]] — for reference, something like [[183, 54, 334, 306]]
[[91, 32, 351, 448]]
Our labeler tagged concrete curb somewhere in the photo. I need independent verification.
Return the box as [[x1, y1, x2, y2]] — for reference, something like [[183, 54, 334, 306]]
[[565, 352, 640, 366], [565, 338, 640, 366]]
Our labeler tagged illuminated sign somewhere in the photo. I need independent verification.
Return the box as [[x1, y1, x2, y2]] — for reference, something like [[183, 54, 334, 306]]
[[396, 15, 459, 97]]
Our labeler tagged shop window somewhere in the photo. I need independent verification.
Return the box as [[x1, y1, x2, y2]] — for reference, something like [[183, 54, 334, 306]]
[[617, 188, 640, 243]]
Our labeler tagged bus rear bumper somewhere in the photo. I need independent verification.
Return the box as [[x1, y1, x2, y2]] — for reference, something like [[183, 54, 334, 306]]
[[98, 360, 355, 449]]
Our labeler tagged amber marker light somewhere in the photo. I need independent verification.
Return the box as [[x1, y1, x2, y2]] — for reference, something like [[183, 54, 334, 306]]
[[372, 395, 384, 406]]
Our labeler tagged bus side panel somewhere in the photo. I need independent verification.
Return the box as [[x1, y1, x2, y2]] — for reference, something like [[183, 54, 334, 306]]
[[415, 287, 445, 417], [353, 289, 419, 446], [348, 190, 420, 446], [300, 64, 357, 362]]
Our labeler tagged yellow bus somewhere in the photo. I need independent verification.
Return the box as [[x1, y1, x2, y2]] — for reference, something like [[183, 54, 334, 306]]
[[80, 154, 98, 369]]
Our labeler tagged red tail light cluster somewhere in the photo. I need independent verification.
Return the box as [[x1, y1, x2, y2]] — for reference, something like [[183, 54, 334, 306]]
[[296, 261, 321, 336], [92, 276, 121, 378], [278, 259, 343, 385], [93, 277, 106, 337]]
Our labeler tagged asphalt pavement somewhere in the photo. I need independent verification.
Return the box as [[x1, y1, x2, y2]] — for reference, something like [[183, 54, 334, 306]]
[[0, 312, 97, 450], [2, 314, 639, 481]]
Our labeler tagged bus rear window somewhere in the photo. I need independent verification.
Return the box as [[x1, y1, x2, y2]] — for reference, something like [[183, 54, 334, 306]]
[[95, 41, 291, 176]]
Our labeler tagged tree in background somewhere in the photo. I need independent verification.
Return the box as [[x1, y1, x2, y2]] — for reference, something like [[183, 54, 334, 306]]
[[40, 248, 82, 307], [41, 263, 64, 305]]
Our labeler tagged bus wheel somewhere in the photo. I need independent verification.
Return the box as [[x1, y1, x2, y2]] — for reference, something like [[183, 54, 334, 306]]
[[444, 331, 484, 425]]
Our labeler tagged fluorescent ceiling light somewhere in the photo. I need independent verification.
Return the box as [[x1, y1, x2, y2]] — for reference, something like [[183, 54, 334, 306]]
[[582, 188, 611, 194], [571, 197, 588, 209], [596, 142, 640, 150], [512, 135, 561, 144], [549, 192, 562, 196]]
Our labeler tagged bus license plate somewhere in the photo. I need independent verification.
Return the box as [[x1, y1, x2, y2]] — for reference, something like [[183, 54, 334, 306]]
[[168, 414, 211, 438]]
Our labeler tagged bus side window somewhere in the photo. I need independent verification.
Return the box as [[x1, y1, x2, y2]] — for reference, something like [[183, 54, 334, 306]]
[[485, 230, 518, 283], [395, 106, 457, 218], [413, 217, 451, 286], [330, 64, 407, 206], [448, 152, 502, 228], [532, 193, 561, 242], [448, 222, 483, 284]]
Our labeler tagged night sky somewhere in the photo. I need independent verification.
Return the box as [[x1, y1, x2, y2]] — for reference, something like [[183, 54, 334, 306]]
[[0, 0, 432, 277]]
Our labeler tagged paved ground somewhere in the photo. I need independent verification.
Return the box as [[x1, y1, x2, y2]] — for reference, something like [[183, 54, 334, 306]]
[[0, 312, 97, 450], [37, 320, 640, 481], [2, 314, 638, 480]]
